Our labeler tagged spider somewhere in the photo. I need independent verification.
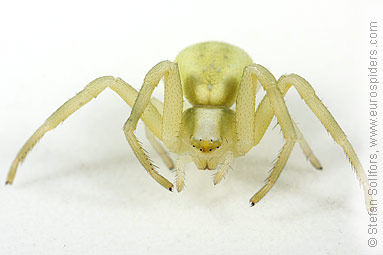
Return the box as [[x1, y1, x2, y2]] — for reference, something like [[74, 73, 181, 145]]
[[7, 41, 371, 209]]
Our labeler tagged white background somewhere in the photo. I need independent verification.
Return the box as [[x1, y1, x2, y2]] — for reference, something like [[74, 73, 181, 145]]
[[0, 0, 382, 254]]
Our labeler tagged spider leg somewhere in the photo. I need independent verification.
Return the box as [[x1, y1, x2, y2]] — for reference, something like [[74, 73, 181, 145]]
[[277, 74, 372, 210], [145, 126, 174, 170], [253, 78, 322, 170], [123, 61, 183, 191], [292, 121, 322, 170], [7, 76, 162, 184], [235, 64, 257, 155], [237, 64, 298, 205], [235, 65, 320, 170]]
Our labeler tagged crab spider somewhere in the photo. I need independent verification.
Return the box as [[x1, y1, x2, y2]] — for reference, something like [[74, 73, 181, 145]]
[[7, 41, 371, 210]]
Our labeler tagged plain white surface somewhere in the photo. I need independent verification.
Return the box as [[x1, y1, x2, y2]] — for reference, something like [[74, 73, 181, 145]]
[[1, 0, 382, 254]]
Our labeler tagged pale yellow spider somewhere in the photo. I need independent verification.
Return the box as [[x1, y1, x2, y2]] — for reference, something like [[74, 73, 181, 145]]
[[7, 41, 371, 209]]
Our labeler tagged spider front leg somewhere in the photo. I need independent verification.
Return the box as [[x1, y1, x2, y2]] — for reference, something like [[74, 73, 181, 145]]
[[236, 64, 299, 205], [123, 61, 183, 191], [7, 76, 163, 184], [276, 74, 372, 210]]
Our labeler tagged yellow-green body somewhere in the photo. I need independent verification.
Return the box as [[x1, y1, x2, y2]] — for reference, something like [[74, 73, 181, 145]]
[[174, 42, 253, 169]]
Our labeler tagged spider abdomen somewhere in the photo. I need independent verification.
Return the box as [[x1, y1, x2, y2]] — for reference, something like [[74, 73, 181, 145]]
[[175, 41, 253, 107]]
